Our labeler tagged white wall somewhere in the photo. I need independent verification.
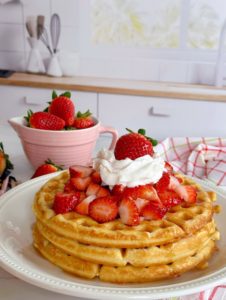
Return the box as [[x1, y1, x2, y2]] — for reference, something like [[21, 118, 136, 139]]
[[0, 0, 79, 71], [0, 0, 222, 85]]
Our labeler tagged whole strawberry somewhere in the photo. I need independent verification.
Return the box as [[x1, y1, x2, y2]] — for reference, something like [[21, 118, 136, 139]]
[[48, 91, 75, 126], [73, 110, 95, 129], [114, 128, 157, 160], [31, 159, 62, 178], [25, 110, 65, 130]]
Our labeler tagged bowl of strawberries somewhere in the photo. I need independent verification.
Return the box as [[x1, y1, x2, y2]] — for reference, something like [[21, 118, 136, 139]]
[[8, 90, 118, 169]]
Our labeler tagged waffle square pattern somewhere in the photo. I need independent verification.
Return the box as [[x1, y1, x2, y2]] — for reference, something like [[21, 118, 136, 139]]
[[33, 172, 220, 283]]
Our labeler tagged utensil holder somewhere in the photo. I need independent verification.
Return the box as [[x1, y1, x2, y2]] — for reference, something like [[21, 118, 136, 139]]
[[47, 53, 62, 77], [26, 37, 45, 74]]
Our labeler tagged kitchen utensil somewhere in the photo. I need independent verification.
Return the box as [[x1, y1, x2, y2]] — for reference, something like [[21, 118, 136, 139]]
[[26, 37, 45, 74], [37, 15, 45, 39], [50, 13, 61, 53], [25, 21, 33, 37], [26, 16, 37, 38], [40, 27, 52, 55]]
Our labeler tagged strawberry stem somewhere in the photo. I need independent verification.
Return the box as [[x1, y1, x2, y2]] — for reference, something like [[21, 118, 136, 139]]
[[125, 128, 158, 146], [60, 91, 71, 98], [45, 159, 63, 170], [76, 110, 92, 118], [24, 109, 33, 126], [52, 90, 58, 99]]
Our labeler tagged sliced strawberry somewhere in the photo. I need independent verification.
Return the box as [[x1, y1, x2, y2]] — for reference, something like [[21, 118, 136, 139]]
[[88, 196, 118, 223], [91, 171, 102, 184], [69, 165, 93, 178], [96, 186, 110, 197], [118, 198, 140, 226], [70, 177, 91, 191], [175, 176, 183, 184], [112, 184, 126, 197], [158, 189, 183, 209], [64, 180, 76, 193], [165, 161, 174, 173], [134, 198, 150, 212], [154, 172, 170, 192], [175, 185, 197, 203], [75, 195, 96, 215], [168, 175, 181, 190], [123, 184, 160, 202], [53, 192, 80, 214], [141, 201, 167, 220], [86, 182, 101, 196]]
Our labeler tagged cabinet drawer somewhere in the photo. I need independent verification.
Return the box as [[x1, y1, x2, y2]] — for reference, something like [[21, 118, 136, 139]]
[[99, 94, 226, 139], [0, 85, 97, 125]]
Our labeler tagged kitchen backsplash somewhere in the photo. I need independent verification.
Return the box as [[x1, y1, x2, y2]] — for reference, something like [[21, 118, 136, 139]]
[[0, 0, 224, 85], [0, 0, 79, 70]]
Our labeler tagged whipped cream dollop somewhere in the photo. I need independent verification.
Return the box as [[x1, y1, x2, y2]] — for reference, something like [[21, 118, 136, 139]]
[[93, 149, 165, 188]]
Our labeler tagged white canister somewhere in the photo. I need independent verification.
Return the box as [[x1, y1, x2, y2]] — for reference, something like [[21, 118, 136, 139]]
[[59, 51, 80, 76]]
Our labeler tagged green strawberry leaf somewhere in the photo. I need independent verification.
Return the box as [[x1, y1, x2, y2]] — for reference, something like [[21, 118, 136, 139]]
[[76, 110, 92, 118], [60, 91, 71, 98], [138, 128, 146, 135], [43, 107, 49, 112], [5, 153, 14, 170], [64, 126, 76, 131], [0, 141, 14, 172], [43, 101, 52, 112], [148, 137, 158, 146], [45, 159, 63, 170], [52, 90, 58, 99], [126, 128, 158, 146], [24, 109, 33, 126], [0, 142, 4, 153]]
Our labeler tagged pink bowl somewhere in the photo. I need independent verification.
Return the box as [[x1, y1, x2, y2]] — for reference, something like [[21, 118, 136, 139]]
[[8, 116, 118, 169]]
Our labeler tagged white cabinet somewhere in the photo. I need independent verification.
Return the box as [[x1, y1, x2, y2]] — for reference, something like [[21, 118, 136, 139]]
[[0, 85, 98, 125], [99, 93, 226, 139]]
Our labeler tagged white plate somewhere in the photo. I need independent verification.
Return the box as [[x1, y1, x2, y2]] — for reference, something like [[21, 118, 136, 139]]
[[0, 173, 226, 300]]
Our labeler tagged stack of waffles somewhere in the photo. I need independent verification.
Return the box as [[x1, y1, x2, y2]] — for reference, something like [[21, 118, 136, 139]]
[[32, 171, 220, 283]]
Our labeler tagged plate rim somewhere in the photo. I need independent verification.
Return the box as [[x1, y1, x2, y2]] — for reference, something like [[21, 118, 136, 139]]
[[0, 173, 226, 299]]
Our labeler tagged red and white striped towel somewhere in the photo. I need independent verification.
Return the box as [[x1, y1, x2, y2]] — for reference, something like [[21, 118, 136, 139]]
[[155, 137, 226, 299], [155, 137, 226, 186]]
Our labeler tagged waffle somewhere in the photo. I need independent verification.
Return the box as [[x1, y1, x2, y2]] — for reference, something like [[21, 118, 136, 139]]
[[35, 219, 218, 267], [33, 224, 218, 282], [32, 171, 220, 283]]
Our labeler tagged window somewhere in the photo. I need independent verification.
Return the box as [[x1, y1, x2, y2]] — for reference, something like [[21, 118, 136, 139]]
[[78, 0, 226, 82], [79, 0, 226, 61]]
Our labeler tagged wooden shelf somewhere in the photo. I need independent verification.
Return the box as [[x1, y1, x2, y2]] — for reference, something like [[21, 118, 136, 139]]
[[0, 72, 226, 102]]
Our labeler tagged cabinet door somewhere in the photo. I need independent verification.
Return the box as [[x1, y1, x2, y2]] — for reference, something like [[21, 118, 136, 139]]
[[99, 93, 226, 139], [0, 85, 97, 125]]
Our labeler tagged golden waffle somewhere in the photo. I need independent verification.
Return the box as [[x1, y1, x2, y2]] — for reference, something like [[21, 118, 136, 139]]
[[32, 171, 220, 283], [33, 224, 218, 283], [36, 219, 219, 267], [33, 225, 99, 279], [33, 172, 215, 248]]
